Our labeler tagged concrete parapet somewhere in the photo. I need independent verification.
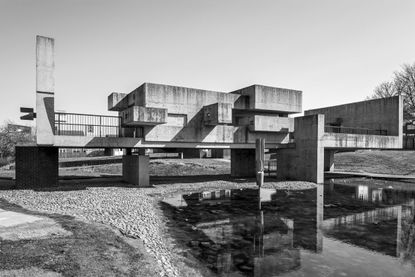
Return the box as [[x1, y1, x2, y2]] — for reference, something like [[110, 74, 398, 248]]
[[15, 146, 58, 188], [231, 149, 256, 177], [305, 96, 403, 137], [248, 115, 294, 133], [122, 155, 149, 186], [121, 106, 167, 126]]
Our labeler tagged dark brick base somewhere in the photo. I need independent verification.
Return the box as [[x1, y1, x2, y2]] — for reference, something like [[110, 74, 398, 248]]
[[231, 149, 256, 177], [15, 146, 58, 188]]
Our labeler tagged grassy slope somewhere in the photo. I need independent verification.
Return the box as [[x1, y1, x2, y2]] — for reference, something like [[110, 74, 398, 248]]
[[0, 199, 157, 277], [335, 150, 415, 175]]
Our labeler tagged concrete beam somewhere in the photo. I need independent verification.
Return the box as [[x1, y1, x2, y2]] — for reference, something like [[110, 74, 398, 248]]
[[53, 135, 295, 149]]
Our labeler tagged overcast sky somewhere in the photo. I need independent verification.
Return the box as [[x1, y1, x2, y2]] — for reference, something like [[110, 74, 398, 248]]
[[1, 0, 414, 125]]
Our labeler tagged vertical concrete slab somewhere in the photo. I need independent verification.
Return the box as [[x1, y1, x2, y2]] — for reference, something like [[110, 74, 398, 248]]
[[122, 155, 150, 186], [231, 149, 256, 177], [324, 150, 335, 172], [277, 114, 325, 183], [36, 36, 55, 145], [15, 146, 58, 188]]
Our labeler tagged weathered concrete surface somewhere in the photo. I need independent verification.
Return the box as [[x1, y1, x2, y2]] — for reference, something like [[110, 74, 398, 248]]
[[277, 114, 325, 183], [322, 133, 402, 149], [36, 36, 55, 145], [231, 149, 256, 177], [231, 85, 302, 113], [122, 155, 149, 186], [108, 92, 127, 111], [203, 103, 232, 125], [121, 106, 167, 126], [305, 96, 403, 137], [249, 115, 294, 133]]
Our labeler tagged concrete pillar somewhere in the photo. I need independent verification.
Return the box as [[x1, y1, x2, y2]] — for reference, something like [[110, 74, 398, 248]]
[[122, 155, 150, 186], [277, 114, 325, 183], [231, 149, 256, 177], [36, 36, 55, 145], [15, 146, 58, 188], [324, 150, 335, 172]]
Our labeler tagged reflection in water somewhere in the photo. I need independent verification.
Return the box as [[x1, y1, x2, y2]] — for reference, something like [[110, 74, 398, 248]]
[[163, 179, 415, 277]]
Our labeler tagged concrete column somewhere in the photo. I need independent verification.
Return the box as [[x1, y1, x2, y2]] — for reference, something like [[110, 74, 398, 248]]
[[36, 36, 55, 145], [324, 150, 335, 172], [231, 149, 256, 177], [277, 114, 325, 183], [15, 146, 58, 188], [122, 155, 150, 186]]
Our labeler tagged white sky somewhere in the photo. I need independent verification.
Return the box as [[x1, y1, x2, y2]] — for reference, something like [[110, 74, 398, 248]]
[[0, 0, 414, 125]]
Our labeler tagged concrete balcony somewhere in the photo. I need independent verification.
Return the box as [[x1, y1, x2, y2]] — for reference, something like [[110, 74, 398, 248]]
[[203, 103, 232, 125], [121, 106, 167, 126], [248, 115, 294, 133], [108, 92, 127, 111]]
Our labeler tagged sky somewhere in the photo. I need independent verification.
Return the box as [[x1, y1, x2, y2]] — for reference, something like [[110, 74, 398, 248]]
[[0, 0, 414, 126]]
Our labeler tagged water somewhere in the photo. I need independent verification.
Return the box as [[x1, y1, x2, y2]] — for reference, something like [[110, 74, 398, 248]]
[[162, 178, 415, 277]]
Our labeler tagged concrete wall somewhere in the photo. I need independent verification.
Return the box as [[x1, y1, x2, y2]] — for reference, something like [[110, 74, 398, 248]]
[[322, 133, 402, 149], [249, 115, 294, 133], [231, 85, 302, 113], [203, 103, 232, 125], [121, 106, 167, 126], [305, 96, 403, 137], [122, 155, 149, 186], [277, 115, 324, 183], [15, 146, 58, 188]]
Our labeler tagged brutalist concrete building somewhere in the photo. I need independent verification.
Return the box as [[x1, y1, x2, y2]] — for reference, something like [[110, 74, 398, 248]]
[[15, 36, 403, 187]]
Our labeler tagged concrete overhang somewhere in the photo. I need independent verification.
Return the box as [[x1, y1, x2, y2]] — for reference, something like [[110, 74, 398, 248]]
[[121, 106, 167, 126]]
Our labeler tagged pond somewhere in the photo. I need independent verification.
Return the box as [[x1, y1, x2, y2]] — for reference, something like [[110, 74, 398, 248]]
[[162, 178, 415, 277]]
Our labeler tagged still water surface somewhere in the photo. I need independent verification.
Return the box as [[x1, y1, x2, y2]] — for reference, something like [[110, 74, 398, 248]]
[[162, 178, 415, 277]]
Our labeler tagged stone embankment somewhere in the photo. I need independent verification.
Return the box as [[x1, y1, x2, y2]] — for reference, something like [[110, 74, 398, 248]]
[[0, 180, 315, 277]]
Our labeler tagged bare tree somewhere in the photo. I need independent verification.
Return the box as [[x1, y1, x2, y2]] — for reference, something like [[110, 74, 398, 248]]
[[369, 63, 415, 120]]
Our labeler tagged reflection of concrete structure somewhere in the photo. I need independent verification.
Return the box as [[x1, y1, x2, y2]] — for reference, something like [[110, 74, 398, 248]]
[[15, 36, 403, 187], [164, 187, 323, 276]]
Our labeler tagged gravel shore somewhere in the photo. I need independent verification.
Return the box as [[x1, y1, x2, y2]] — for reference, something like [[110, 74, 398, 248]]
[[0, 180, 316, 277]]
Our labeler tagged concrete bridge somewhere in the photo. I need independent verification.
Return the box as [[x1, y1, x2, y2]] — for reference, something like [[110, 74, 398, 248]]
[[15, 36, 403, 187]]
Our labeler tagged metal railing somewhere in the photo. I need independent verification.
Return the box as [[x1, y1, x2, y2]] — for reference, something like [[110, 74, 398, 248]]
[[324, 126, 388, 136], [55, 112, 121, 137]]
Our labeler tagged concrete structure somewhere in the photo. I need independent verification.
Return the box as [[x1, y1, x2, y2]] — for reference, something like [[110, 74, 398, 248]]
[[15, 36, 404, 187]]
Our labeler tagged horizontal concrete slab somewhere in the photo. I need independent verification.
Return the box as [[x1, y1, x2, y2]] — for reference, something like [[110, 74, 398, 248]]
[[322, 133, 402, 149], [53, 135, 295, 149]]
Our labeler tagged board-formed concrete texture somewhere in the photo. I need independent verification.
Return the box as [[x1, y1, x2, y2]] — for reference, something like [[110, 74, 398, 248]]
[[14, 36, 405, 187]]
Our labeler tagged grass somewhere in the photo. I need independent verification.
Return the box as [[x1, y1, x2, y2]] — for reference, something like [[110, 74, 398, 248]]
[[0, 199, 157, 277], [334, 150, 415, 175]]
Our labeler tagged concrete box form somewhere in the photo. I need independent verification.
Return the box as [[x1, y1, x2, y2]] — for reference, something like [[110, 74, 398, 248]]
[[108, 92, 127, 111], [248, 115, 294, 133], [120, 106, 167, 126], [230, 85, 302, 114], [203, 103, 233, 125], [305, 96, 403, 137], [122, 155, 149, 186]]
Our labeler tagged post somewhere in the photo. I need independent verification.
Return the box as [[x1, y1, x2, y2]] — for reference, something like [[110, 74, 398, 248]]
[[36, 36, 55, 145], [255, 138, 265, 187]]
